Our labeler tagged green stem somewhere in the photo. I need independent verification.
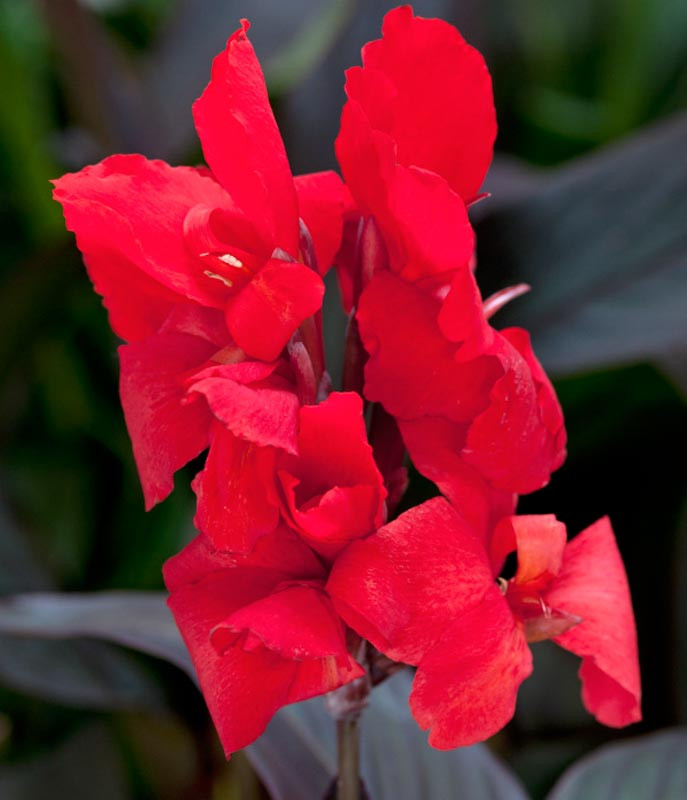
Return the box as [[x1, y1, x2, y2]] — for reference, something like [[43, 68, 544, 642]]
[[336, 717, 361, 800]]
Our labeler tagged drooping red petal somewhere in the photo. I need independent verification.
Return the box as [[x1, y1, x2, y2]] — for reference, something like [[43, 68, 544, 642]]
[[490, 514, 567, 586], [164, 529, 360, 757], [193, 21, 299, 255], [277, 392, 386, 557], [187, 360, 300, 453], [409, 586, 532, 748], [545, 517, 642, 727], [192, 423, 280, 553], [53, 155, 236, 325], [118, 331, 217, 509], [352, 5, 497, 202], [327, 497, 494, 664], [294, 171, 349, 275], [226, 259, 324, 362], [357, 272, 502, 421], [398, 416, 516, 541]]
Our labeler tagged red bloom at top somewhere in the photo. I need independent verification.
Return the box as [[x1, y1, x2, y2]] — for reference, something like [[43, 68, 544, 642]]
[[328, 498, 641, 748], [334, 7, 566, 510], [52, 21, 346, 511], [339, 4, 496, 206]]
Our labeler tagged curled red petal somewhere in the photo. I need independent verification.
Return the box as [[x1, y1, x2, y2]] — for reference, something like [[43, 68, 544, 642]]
[[327, 497, 494, 665], [187, 360, 300, 453], [226, 259, 324, 362], [545, 517, 642, 727], [212, 584, 352, 664], [278, 392, 386, 557], [193, 21, 298, 255], [490, 514, 567, 586], [409, 586, 532, 748]]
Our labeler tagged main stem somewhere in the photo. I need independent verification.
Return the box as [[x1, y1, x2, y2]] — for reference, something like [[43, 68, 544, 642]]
[[336, 717, 361, 800]]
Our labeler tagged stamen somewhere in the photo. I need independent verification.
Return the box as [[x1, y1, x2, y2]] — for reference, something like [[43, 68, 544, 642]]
[[217, 253, 244, 268], [203, 270, 234, 288]]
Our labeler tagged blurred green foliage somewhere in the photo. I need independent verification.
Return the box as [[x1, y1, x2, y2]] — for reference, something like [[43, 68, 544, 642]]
[[0, 0, 685, 798]]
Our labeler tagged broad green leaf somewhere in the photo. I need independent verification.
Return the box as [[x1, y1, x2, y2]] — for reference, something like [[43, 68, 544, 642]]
[[0, 635, 166, 711], [0, 508, 178, 709], [247, 669, 530, 800], [547, 728, 687, 800], [0, 722, 129, 800], [476, 112, 687, 377], [0, 592, 193, 679]]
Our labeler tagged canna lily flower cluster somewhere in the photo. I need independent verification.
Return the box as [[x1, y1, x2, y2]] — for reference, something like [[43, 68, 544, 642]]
[[53, 4, 641, 761]]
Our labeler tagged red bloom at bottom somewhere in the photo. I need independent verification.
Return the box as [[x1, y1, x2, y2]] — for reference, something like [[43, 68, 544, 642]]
[[163, 527, 364, 756], [327, 498, 641, 748]]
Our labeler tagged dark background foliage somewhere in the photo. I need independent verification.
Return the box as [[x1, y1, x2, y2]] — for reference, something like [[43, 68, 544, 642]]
[[0, 1, 686, 798]]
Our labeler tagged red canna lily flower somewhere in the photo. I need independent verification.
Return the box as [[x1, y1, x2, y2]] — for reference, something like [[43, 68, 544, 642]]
[[356, 271, 566, 501], [327, 497, 641, 748], [334, 8, 566, 502], [164, 526, 364, 758], [53, 21, 346, 510]]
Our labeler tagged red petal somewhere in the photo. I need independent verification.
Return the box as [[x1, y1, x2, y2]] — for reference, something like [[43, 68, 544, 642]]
[[53, 155, 235, 324], [193, 21, 298, 255], [187, 360, 300, 453], [545, 517, 642, 727], [357, 272, 501, 421], [278, 392, 386, 557], [353, 5, 496, 202], [212, 584, 351, 663], [463, 333, 566, 493], [337, 102, 476, 288], [490, 515, 567, 586], [336, 99, 396, 223], [409, 586, 532, 748], [437, 267, 494, 356], [399, 416, 516, 541], [327, 497, 493, 664], [502, 327, 567, 447], [163, 525, 325, 591], [226, 259, 324, 362], [118, 331, 217, 508], [192, 424, 280, 553], [164, 530, 359, 757], [383, 165, 475, 282], [294, 171, 349, 275]]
